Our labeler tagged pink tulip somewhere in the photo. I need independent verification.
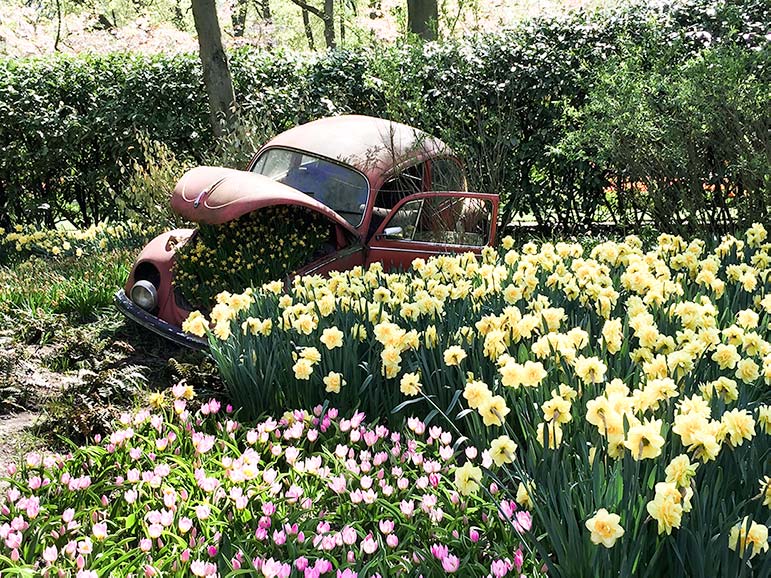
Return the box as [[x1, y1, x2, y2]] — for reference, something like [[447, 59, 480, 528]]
[[378, 519, 394, 534], [430, 543, 448, 560], [43, 545, 58, 564], [361, 533, 377, 554], [442, 554, 460, 572], [491, 559, 510, 577], [92, 522, 108, 540], [514, 548, 524, 571]]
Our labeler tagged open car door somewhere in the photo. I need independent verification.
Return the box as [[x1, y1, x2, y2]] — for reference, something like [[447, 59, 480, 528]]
[[365, 191, 499, 271]]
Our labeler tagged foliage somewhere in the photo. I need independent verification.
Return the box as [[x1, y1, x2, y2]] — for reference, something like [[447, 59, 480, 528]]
[[559, 41, 770, 234], [0, 346, 29, 413], [0, 221, 156, 321], [1, 0, 767, 232], [0, 388, 542, 576], [173, 207, 333, 310], [0, 51, 210, 228], [0, 253, 131, 322], [42, 365, 148, 443], [187, 223, 771, 574], [117, 136, 196, 230], [202, 113, 280, 170]]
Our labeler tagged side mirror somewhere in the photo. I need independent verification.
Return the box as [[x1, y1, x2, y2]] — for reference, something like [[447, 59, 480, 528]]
[[383, 226, 403, 239]]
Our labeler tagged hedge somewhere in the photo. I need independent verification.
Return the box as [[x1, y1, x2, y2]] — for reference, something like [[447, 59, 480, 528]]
[[0, 0, 768, 233]]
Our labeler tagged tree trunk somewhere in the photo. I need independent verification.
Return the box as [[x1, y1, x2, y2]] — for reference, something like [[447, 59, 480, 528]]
[[231, 0, 248, 37], [192, 0, 236, 137], [302, 8, 315, 51], [256, 0, 274, 48], [256, 0, 272, 21], [323, 0, 336, 48], [407, 0, 438, 41], [339, 1, 345, 46]]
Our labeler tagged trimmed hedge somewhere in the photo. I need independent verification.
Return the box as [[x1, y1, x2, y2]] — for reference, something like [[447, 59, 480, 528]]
[[0, 0, 768, 232]]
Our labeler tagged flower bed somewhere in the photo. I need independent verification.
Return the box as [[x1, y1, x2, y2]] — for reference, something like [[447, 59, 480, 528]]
[[0, 386, 540, 577], [173, 206, 332, 309], [0, 221, 151, 263], [184, 224, 771, 575]]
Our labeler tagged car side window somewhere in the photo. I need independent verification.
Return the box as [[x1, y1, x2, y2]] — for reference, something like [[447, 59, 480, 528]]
[[431, 158, 466, 192], [378, 164, 425, 209], [382, 199, 423, 241], [385, 196, 492, 246], [369, 163, 426, 237]]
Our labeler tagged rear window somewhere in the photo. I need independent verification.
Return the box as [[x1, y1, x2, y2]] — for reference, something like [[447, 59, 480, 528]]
[[251, 148, 370, 227]]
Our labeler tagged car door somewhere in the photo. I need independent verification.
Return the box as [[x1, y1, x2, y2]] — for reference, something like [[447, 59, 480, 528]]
[[365, 192, 499, 271]]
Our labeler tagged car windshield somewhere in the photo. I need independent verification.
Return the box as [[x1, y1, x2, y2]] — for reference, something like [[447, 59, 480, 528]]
[[251, 148, 369, 227]]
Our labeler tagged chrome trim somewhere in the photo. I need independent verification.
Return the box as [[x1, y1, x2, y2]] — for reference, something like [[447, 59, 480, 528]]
[[130, 280, 158, 311], [114, 290, 208, 350], [368, 245, 483, 254]]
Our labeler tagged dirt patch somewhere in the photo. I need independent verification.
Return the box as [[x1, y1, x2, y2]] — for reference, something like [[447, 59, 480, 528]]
[[1, 333, 81, 413], [0, 412, 39, 486]]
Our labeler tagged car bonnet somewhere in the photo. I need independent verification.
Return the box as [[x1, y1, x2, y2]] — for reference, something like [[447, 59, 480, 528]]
[[170, 166, 360, 237]]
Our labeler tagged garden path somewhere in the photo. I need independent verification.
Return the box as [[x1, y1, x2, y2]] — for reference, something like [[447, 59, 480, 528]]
[[0, 332, 81, 488], [0, 411, 38, 488]]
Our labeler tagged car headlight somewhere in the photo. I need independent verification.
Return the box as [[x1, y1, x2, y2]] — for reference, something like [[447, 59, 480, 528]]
[[130, 280, 158, 311]]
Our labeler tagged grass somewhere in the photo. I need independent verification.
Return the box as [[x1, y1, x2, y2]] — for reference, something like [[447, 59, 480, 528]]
[[0, 248, 133, 322]]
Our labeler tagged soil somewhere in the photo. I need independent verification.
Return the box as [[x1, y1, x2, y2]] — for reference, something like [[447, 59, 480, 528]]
[[0, 412, 38, 483], [0, 331, 79, 485]]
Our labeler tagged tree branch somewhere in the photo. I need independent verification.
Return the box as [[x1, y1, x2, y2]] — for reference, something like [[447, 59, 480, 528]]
[[287, 0, 324, 20]]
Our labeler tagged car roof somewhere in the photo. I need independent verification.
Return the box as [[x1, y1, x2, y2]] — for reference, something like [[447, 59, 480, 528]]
[[258, 115, 451, 182]]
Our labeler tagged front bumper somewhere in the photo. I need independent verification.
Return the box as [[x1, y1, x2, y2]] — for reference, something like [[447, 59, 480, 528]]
[[114, 289, 208, 350]]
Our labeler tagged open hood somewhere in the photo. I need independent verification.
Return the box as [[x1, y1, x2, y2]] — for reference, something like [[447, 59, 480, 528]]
[[171, 166, 359, 237]]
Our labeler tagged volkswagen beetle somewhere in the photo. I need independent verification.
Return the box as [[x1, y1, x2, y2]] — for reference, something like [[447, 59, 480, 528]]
[[115, 115, 499, 347]]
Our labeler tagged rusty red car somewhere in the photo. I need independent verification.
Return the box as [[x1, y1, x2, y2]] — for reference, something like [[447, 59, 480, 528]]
[[115, 115, 499, 347]]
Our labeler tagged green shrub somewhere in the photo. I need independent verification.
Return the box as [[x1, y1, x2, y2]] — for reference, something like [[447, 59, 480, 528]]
[[0, 52, 210, 228], [560, 40, 770, 234], [117, 136, 195, 229]]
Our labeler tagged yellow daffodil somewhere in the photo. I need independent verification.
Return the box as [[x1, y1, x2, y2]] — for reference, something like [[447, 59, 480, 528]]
[[443, 345, 467, 366], [624, 418, 665, 460], [320, 326, 344, 350], [665, 454, 698, 488], [463, 379, 492, 410], [585, 509, 625, 548], [479, 395, 510, 427], [489, 435, 517, 467], [454, 461, 483, 496], [399, 372, 422, 397], [728, 517, 769, 559], [323, 371, 345, 394], [646, 482, 684, 535]]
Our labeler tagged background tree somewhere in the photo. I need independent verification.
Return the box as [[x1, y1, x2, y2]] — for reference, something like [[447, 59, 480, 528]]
[[230, 0, 273, 39], [288, 0, 336, 49], [407, 0, 438, 41], [191, 0, 236, 137]]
